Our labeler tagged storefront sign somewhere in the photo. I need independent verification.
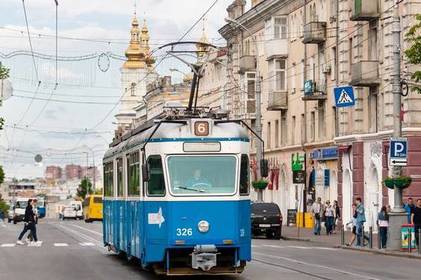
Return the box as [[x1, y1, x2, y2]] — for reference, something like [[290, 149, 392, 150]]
[[291, 153, 305, 171], [293, 170, 306, 184], [287, 209, 297, 226], [310, 147, 338, 161]]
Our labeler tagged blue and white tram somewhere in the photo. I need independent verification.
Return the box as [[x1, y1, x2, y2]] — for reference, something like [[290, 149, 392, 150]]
[[103, 116, 252, 275]]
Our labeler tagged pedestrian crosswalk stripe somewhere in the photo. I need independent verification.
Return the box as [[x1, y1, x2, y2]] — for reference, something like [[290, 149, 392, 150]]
[[80, 242, 95, 247], [28, 241, 43, 247], [1, 243, 16, 247], [54, 243, 68, 247]]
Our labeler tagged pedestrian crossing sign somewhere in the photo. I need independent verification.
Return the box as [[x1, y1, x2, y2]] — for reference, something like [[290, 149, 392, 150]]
[[334, 86, 355, 108]]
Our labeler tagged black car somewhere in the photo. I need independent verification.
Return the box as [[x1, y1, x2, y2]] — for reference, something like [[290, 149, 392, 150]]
[[251, 202, 283, 239]]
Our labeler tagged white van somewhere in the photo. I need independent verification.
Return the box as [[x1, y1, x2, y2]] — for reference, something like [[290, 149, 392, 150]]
[[62, 201, 83, 220], [8, 198, 29, 224]]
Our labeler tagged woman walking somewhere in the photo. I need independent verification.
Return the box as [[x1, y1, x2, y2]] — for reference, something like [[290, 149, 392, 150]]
[[333, 200, 341, 233], [16, 199, 41, 245], [324, 201, 335, 235], [378, 206, 389, 249]]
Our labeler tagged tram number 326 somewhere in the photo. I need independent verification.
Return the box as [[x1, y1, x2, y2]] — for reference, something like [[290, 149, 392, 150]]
[[176, 228, 193, 236]]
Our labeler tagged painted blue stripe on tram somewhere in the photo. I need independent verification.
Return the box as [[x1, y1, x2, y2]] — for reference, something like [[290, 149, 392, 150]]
[[148, 137, 250, 143]]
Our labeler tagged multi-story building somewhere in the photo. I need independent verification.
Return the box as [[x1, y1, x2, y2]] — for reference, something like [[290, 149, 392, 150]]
[[209, 0, 421, 227], [64, 164, 82, 181], [45, 166, 62, 181]]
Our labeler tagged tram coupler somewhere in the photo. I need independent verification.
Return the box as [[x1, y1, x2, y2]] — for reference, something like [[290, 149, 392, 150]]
[[192, 245, 218, 271]]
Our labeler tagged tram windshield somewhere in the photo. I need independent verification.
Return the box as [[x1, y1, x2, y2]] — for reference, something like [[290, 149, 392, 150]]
[[167, 155, 237, 195]]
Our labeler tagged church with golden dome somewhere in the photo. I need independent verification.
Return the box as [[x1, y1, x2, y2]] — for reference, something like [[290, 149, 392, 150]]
[[115, 13, 158, 131]]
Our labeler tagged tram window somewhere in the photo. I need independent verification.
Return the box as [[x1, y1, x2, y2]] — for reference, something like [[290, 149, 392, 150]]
[[147, 156, 165, 196], [103, 162, 114, 197], [117, 158, 124, 197], [168, 156, 236, 195], [240, 154, 250, 195], [127, 152, 140, 196]]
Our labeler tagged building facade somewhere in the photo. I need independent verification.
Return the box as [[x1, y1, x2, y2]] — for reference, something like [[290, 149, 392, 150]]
[[210, 0, 421, 227], [45, 166, 62, 181]]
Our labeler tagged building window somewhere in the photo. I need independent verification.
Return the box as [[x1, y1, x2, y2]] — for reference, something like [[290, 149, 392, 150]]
[[265, 16, 288, 40], [310, 111, 315, 141], [130, 82, 136, 96], [127, 151, 140, 196], [245, 72, 256, 114], [331, 47, 336, 81], [275, 120, 279, 148], [281, 111, 287, 146], [318, 103, 326, 140], [267, 122, 272, 149], [292, 115, 296, 145], [269, 59, 287, 91], [147, 155, 165, 196]]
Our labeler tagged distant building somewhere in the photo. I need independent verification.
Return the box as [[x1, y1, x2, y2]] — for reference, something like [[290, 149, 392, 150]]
[[45, 166, 62, 180], [65, 164, 82, 181]]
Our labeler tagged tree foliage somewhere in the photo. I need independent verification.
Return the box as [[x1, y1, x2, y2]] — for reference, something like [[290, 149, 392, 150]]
[[405, 14, 421, 94], [77, 178, 93, 199], [0, 165, 4, 185]]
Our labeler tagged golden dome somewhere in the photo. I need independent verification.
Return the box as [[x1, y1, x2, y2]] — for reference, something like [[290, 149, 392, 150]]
[[123, 15, 152, 69]]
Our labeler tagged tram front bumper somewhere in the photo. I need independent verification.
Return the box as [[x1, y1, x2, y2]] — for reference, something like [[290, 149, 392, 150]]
[[192, 245, 217, 271]]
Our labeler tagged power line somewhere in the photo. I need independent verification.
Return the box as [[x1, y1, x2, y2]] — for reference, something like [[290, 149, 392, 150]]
[[21, 0, 39, 82]]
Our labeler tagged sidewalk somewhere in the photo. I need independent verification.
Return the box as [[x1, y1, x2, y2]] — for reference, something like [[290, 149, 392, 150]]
[[281, 226, 421, 259]]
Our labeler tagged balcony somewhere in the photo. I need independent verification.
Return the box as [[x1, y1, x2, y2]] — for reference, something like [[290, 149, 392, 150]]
[[267, 90, 287, 111], [302, 81, 327, 101], [351, 0, 379, 21], [264, 38, 288, 60], [350, 60, 380, 87], [239, 55, 256, 74], [303, 22, 327, 44]]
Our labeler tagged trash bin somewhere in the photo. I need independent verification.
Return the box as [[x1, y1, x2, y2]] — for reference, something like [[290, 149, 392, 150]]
[[296, 212, 313, 229], [401, 224, 417, 251]]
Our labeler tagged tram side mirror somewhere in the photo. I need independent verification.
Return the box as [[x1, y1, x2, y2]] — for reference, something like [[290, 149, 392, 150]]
[[260, 159, 269, 178], [142, 164, 150, 182]]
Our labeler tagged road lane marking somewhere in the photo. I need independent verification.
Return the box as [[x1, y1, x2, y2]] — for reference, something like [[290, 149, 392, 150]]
[[27, 241, 43, 247], [1, 243, 16, 247], [80, 242, 95, 247], [253, 252, 381, 280], [54, 243, 69, 247], [68, 224, 102, 236]]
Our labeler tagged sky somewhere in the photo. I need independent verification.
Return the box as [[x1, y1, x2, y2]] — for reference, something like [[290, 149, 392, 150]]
[[0, 0, 246, 179]]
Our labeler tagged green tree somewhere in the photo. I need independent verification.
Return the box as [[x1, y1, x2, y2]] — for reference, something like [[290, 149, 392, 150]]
[[405, 14, 421, 94], [0, 165, 4, 185], [77, 178, 93, 199]]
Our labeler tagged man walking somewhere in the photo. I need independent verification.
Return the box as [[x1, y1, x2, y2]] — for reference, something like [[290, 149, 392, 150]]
[[355, 197, 366, 247], [411, 199, 421, 248], [16, 199, 40, 245], [404, 198, 415, 224], [311, 197, 322, 235]]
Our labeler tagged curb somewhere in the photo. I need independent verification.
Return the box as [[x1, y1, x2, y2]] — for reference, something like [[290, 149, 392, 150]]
[[281, 236, 312, 242], [340, 245, 421, 259]]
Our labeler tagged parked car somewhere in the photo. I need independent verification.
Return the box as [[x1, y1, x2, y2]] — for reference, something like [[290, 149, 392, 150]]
[[251, 202, 283, 239], [8, 198, 28, 224]]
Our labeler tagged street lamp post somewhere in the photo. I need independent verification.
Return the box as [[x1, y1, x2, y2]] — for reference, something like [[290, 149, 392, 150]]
[[225, 17, 263, 202]]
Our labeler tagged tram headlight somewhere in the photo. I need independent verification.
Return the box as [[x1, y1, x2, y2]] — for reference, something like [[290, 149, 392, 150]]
[[198, 220, 210, 233]]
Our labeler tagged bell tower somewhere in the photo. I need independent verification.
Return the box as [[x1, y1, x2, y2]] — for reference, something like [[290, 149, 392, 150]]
[[115, 13, 157, 132]]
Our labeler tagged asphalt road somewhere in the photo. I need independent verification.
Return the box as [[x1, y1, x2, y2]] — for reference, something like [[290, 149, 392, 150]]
[[0, 219, 420, 280]]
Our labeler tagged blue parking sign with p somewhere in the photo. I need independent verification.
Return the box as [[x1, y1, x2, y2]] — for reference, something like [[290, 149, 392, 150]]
[[389, 138, 408, 166]]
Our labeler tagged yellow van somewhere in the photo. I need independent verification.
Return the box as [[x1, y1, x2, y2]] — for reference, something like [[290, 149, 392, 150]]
[[82, 195, 103, 222]]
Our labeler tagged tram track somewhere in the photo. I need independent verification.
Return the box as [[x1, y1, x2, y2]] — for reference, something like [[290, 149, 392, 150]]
[[252, 257, 335, 280]]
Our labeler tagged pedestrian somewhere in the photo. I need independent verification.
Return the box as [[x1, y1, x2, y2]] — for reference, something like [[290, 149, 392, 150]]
[[16, 199, 41, 245], [27, 199, 39, 242], [311, 197, 322, 235], [346, 204, 357, 246], [333, 200, 341, 233], [411, 199, 421, 248], [324, 201, 335, 235], [355, 197, 366, 247], [404, 198, 416, 224], [377, 206, 389, 249]]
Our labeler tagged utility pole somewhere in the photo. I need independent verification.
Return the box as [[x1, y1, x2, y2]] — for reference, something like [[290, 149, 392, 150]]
[[387, 1, 406, 250]]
